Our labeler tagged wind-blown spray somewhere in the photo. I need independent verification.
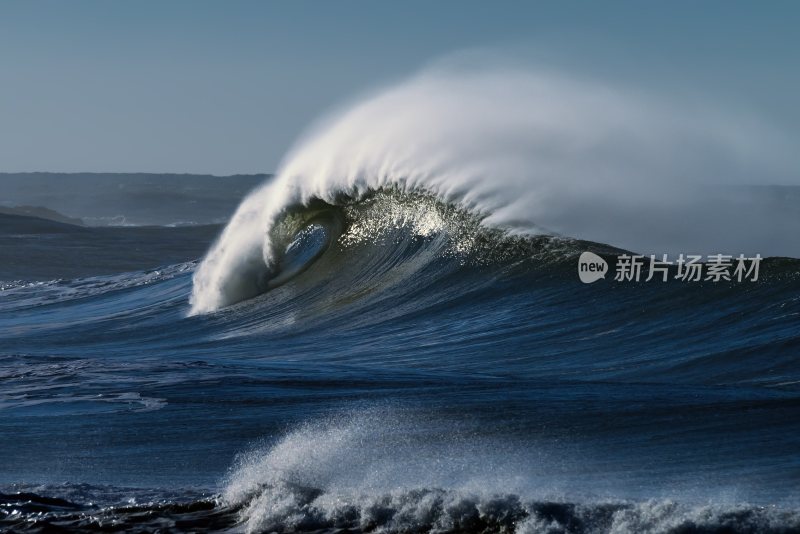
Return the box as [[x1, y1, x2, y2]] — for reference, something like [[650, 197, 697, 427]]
[[190, 63, 794, 314]]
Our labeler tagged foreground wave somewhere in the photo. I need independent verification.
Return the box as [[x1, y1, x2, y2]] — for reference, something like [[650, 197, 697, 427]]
[[4, 408, 800, 534], [4, 486, 799, 533], [4, 409, 800, 534]]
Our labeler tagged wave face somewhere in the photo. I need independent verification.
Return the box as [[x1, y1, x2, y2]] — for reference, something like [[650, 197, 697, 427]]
[[3, 66, 800, 533]]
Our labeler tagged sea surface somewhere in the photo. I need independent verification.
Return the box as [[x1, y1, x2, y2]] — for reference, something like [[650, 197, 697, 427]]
[[1, 183, 799, 533]]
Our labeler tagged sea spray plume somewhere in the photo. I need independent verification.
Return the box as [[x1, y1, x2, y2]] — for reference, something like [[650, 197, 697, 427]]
[[190, 64, 792, 314], [220, 408, 545, 533], [220, 409, 800, 534]]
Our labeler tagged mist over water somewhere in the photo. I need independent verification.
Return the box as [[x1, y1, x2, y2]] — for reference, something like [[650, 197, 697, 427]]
[[191, 62, 799, 314]]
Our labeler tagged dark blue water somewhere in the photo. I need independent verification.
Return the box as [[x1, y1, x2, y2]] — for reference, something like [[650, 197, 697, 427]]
[[1, 193, 799, 533]]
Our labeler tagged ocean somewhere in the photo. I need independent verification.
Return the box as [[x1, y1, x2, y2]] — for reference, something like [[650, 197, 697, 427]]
[[1, 183, 799, 533], [2, 69, 800, 533]]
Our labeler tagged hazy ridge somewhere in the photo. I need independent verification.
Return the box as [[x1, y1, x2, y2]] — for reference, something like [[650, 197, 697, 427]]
[[0, 172, 269, 226]]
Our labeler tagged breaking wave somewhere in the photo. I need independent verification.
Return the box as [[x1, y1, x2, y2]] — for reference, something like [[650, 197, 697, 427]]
[[5, 410, 800, 533], [190, 63, 797, 314]]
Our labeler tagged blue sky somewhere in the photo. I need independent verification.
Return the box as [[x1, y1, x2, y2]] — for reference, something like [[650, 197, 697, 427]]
[[0, 0, 797, 174]]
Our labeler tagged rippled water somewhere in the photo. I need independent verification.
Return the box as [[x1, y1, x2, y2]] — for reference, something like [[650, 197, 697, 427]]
[[1, 189, 799, 533]]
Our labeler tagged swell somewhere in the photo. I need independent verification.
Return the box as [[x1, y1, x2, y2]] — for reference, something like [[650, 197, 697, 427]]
[[184, 187, 800, 388], [4, 205, 799, 386]]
